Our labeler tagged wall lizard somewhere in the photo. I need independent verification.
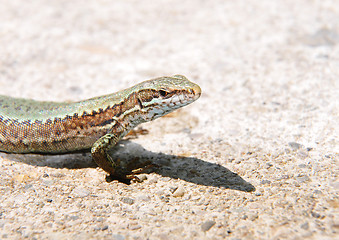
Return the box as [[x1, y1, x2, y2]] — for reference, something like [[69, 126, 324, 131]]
[[0, 75, 201, 180]]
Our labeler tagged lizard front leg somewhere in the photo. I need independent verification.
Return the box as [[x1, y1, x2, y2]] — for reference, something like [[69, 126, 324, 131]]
[[91, 132, 154, 181], [91, 133, 121, 176]]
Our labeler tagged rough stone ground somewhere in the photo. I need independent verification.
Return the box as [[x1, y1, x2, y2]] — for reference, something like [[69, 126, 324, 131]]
[[0, 0, 338, 239]]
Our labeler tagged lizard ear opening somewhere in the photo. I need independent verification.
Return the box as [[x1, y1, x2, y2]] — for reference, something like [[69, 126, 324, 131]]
[[137, 98, 143, 109]]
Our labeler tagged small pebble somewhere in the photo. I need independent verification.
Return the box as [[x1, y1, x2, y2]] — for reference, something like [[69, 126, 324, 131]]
[[69, 216, 79, 221], [172, 186, 185, 197], [120, 197, 135, 205], [128, 224, 141, 230], [296, 175, 310, 183], [311, 211, 323, 219], [288, 142, 303, 150], [136, 194, 151, 202], [70, 187, 90, 198], [301, 222, 309, 230], [161, 177, 171, 182], [112, 234, 126, 240], [260, 180, 271, 185], [201, 220, 216, 232], [136, 174, 147, 182]]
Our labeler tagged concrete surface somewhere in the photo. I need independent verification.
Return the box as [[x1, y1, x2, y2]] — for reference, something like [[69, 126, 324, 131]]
[[0, 0, 338, 239]]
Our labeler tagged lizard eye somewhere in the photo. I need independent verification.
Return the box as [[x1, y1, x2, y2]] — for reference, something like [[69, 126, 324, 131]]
[[159, 90, 168, 97]]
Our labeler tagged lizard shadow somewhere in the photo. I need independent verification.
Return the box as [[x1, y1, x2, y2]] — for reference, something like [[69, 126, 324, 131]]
[[2, 141, 255, 192]]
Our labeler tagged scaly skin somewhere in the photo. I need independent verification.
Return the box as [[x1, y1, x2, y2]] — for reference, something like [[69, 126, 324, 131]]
[[0, 75, 201, 179]]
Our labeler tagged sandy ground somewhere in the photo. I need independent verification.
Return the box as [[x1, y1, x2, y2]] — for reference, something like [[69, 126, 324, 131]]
[[0, 0, 338, 239]]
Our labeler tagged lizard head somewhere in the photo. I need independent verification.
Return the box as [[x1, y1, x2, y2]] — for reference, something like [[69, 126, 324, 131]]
[[134, 75, 201, 122]]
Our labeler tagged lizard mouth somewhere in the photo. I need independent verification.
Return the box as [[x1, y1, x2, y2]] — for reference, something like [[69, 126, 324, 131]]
[[191, 83, 202, 100]]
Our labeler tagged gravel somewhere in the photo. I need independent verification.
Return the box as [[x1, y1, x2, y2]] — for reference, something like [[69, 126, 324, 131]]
[[0, 0, 338, 239]]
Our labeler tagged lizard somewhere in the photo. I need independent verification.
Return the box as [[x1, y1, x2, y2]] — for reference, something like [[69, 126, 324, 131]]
[[0, 75, 201, 180]]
